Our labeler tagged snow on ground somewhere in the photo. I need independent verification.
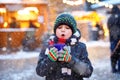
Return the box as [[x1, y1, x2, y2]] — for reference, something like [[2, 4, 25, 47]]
[[0, 41, 120, 80], [84, 58, 120, 80], [0, 50, 40, 60], [0, 50, 42, 80], [0, 41, 109, 60], [85, 41, 110, 47]]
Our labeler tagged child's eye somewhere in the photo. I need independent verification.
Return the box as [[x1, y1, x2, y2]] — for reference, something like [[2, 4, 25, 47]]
[[58, 26, 62, 29], [66, 27, 70, 29]]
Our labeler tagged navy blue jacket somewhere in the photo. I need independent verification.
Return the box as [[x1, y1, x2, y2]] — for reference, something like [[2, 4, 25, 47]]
[[36, 40, 93, 80], [107, 5, 120, 51]]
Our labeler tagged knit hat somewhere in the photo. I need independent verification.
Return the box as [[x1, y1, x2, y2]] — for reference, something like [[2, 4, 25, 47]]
[[48, 13, 81, 45], [54, 13, 77, 34]]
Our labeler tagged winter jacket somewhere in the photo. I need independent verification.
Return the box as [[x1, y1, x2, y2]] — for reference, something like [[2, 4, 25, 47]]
[[36, 39, 93, 80], [107, 5, 120, 51]]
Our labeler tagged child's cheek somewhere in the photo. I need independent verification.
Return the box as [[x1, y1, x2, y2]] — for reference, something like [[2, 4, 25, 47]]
[[56, 32, 62, 38], [64, 35, 70, 39]]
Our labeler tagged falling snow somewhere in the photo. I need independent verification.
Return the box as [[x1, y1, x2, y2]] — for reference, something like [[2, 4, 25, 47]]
[[0, 41, 120, 80]]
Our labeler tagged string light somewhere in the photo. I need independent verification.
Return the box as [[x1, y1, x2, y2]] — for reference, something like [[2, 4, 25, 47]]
[[0, 8, 6, 13], [63, 0, 83, 5]]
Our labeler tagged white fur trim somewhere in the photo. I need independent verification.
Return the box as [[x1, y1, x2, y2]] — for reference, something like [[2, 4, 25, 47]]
[[74, 31, 80, 37], [45, 48, 49, 55], [49, 35, 55, 41], [71, 38, 77, 43], [71, 42, 75, 45], [70, 38, 77, 45]]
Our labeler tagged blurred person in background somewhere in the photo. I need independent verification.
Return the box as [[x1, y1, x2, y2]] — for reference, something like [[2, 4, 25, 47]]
[[26, 20, 37, 38], [95, 22, 104, 40], [107, 5, 120, 73], [29, 20, 37, 28], [9, 17, 20, 28], [22, 20, 38, 51]]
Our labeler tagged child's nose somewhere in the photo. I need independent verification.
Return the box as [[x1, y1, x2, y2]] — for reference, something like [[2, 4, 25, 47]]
[[61, 27, 65, 31]]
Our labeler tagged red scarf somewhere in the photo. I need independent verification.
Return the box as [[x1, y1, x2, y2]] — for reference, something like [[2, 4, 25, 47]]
[[49, 38, 66, 46]]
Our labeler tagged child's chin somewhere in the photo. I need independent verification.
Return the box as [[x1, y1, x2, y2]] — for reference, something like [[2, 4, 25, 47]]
[[61, 36, 65, 38], [58, 35, 67, 39]]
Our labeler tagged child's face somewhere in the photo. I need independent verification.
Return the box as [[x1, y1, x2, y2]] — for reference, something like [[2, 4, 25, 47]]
[[56, 25, 72, 39]]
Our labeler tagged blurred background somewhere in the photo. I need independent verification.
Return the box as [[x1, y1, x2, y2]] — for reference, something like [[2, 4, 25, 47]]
[[0, 0, 120, 80]]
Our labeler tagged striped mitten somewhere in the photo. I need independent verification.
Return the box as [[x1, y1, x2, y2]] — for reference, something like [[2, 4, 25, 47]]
[[48, 47, 58, 62], [58, 47, 71, 62]]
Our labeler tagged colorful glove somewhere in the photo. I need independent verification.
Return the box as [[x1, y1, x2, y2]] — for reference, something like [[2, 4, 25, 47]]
[[48, 47, 58, 62], [58, 46, 71, 62]]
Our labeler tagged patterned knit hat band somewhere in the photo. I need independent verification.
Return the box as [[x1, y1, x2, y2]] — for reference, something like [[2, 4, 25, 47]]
[[54, 13, 77, 34]]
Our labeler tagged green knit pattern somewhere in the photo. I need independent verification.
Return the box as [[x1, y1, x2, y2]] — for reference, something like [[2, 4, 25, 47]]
[[54, 13, 77, 33]]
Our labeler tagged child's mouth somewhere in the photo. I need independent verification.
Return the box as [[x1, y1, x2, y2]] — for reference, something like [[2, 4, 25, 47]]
[[61, 34, 65, 37]]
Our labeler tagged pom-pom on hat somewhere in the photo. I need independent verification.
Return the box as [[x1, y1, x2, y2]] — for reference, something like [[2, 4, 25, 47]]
[[54, 13, 77, 34]]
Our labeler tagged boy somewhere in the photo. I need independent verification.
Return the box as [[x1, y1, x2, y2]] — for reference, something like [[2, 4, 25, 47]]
[[36, 13, 93, 80]]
